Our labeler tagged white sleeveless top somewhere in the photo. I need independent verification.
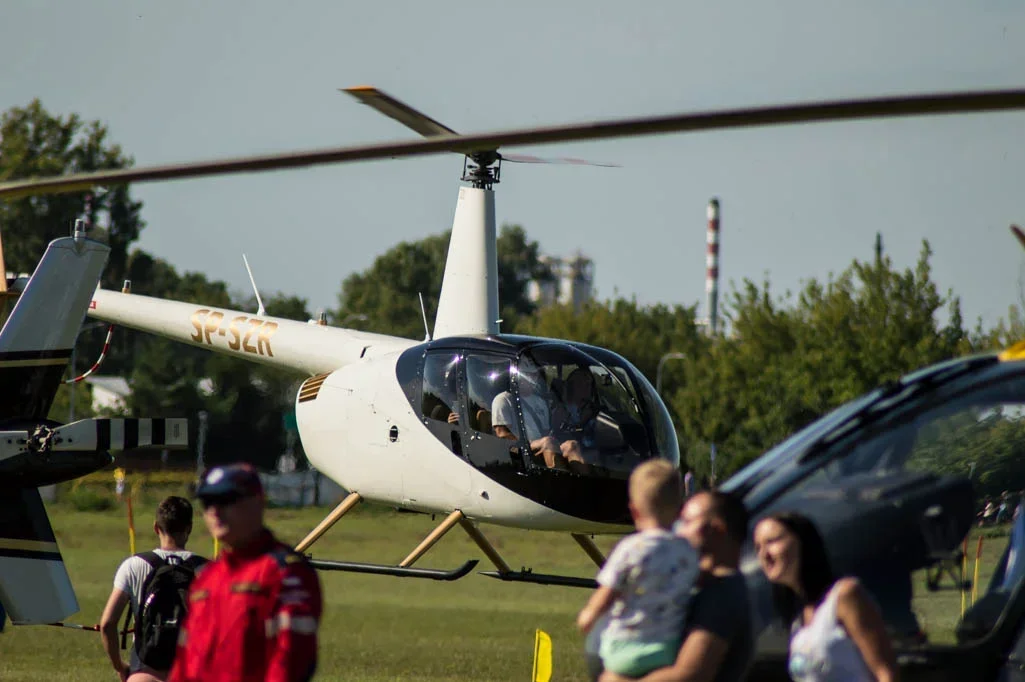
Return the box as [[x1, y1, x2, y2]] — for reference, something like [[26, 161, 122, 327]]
[[788, 583, 874, 682]]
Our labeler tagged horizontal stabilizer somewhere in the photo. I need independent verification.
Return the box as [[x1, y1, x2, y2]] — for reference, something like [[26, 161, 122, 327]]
[[0, 418, 189, 488], [0, 417, 189, 460]]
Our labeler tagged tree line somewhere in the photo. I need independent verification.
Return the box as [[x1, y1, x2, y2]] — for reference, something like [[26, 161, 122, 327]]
[[2, 101, 1019, 488]]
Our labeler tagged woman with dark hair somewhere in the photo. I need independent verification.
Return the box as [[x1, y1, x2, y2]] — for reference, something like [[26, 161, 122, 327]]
[[753, 513, 898, 682]]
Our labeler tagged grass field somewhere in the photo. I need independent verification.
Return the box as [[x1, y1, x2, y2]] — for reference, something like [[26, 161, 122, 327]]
[[1, 490, 620, 682], [0, 487, 1011, 681]]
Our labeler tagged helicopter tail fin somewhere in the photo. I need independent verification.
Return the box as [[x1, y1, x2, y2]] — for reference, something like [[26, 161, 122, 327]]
[[433, 187, 500, 339], [0, 235, 110, 421], [0, 233, 109, 625]]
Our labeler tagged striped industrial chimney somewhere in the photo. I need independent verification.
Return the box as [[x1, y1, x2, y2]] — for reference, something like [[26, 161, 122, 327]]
[[706, 198, 720, 335]]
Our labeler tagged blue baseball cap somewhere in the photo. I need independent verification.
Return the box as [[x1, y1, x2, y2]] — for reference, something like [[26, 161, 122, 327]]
[[196, 463, 264, 502]]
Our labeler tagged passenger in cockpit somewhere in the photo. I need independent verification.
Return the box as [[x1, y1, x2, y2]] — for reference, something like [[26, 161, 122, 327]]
[[422, 358, 460, 425], [491, 358, 586, 471]]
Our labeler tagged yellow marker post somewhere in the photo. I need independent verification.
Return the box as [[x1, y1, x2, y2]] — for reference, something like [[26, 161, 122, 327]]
[[125, 492, 136, 555], [961, 537, 968, 617], [532, 629, 552, 682], [213, 536, 219, 559], [972, 535, 984, 605]]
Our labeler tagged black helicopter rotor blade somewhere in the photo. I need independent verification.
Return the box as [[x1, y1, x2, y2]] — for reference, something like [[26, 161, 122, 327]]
[[2, 88, 1025, 200]]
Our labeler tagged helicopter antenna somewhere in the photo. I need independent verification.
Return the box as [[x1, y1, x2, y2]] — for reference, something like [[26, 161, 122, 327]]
[[242, 253, 266, 316], [418, 292, 432, 341]]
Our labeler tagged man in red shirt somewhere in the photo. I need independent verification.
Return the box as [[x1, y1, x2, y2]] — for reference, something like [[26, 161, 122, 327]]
[[168, 464, 323, 682]]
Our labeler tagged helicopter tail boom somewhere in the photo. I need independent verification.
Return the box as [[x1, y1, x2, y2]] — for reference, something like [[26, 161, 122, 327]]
[[87, 289, 416, 376]]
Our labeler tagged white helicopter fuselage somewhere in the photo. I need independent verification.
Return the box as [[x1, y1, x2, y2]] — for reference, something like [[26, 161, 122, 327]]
[[295, 348, 631, 533]]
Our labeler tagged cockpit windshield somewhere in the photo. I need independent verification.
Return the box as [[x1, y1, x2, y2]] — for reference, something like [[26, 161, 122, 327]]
[[412, 341, 679, 486], [406, 339, 681, 525], [487, 343, 666, 477]]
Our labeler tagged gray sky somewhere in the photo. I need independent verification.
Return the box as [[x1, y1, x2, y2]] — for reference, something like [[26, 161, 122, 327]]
[[2, 1, 1024, 331]]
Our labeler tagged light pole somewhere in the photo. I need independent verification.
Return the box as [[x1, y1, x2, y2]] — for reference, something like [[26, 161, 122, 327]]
[[656, 352, 687, 396]]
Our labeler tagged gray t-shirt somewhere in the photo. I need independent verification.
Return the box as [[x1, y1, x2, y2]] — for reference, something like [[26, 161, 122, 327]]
[[683, 571, 754, 682]]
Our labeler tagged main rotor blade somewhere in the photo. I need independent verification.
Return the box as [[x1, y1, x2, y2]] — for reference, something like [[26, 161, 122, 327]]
[[3, 88, 1025, 200], [343, 86, 460, 139], [343, 86, 618, 168], [501, 153, 620, 168], [1012, 225, 1025, 252]]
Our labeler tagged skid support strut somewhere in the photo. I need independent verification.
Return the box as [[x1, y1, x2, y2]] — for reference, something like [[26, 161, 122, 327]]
[[458, 517, 513, 573], [295, 491, 362, 553], [299, 499, 478, 581], [400, 510, 465, 567], [572, 533, 606, 568]]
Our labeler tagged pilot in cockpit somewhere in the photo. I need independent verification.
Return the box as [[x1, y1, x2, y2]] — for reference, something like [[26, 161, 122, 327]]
[[552, 367, 600, 453], [491, 358, 587, 472]]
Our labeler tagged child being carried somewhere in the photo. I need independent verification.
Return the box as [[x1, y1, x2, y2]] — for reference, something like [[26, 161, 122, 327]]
[[577, 459, 699, 677]]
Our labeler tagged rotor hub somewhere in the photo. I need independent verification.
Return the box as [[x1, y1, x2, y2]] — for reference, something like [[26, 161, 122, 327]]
[[27, 424, 57, 457], [462, 153, 502, 190]]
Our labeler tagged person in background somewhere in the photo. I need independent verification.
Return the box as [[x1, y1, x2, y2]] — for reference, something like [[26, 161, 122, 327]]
[[754, 512, 897, 682], [100, 496, 206, 682]]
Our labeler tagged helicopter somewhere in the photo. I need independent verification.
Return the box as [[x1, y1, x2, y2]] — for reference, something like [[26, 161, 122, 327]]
[[717, 287, 1025, 682], [0, 225, 189, 624], [1, 86, 1025, 601]]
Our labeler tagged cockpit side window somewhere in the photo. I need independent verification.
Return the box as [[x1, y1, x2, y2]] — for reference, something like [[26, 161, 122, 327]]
[[421, 352, 462, 425], [465, 354, 512, 435]]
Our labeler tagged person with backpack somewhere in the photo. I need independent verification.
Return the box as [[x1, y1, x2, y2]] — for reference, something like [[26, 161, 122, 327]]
[[167, 463, 323, 682], [100, 495, 208, 682]]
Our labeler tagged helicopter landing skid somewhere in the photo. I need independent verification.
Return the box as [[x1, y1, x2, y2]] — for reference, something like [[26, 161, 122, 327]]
[[479, 570, 597, 589], [462, 520, 604, 589], [308, 557, 479, 581]]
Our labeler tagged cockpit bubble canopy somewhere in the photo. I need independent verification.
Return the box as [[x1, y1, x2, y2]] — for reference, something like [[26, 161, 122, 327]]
[[471, 341, 679, 477]]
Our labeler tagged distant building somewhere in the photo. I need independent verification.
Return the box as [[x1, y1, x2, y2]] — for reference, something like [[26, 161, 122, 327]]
[[85, 376, 131, 414], [527, 252, 595, 314]]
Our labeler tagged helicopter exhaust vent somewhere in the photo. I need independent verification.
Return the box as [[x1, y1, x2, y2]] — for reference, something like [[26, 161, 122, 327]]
[[298, 372, 331, 403]]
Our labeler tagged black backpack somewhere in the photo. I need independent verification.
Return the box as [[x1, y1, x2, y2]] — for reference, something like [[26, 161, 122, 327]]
[[127, 552, 207, 671]]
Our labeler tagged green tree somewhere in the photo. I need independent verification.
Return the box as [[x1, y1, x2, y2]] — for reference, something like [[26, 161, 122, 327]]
[[0, 100, 143, 288], [335, 224, 552, 338], [672, 239, 970, 479]]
